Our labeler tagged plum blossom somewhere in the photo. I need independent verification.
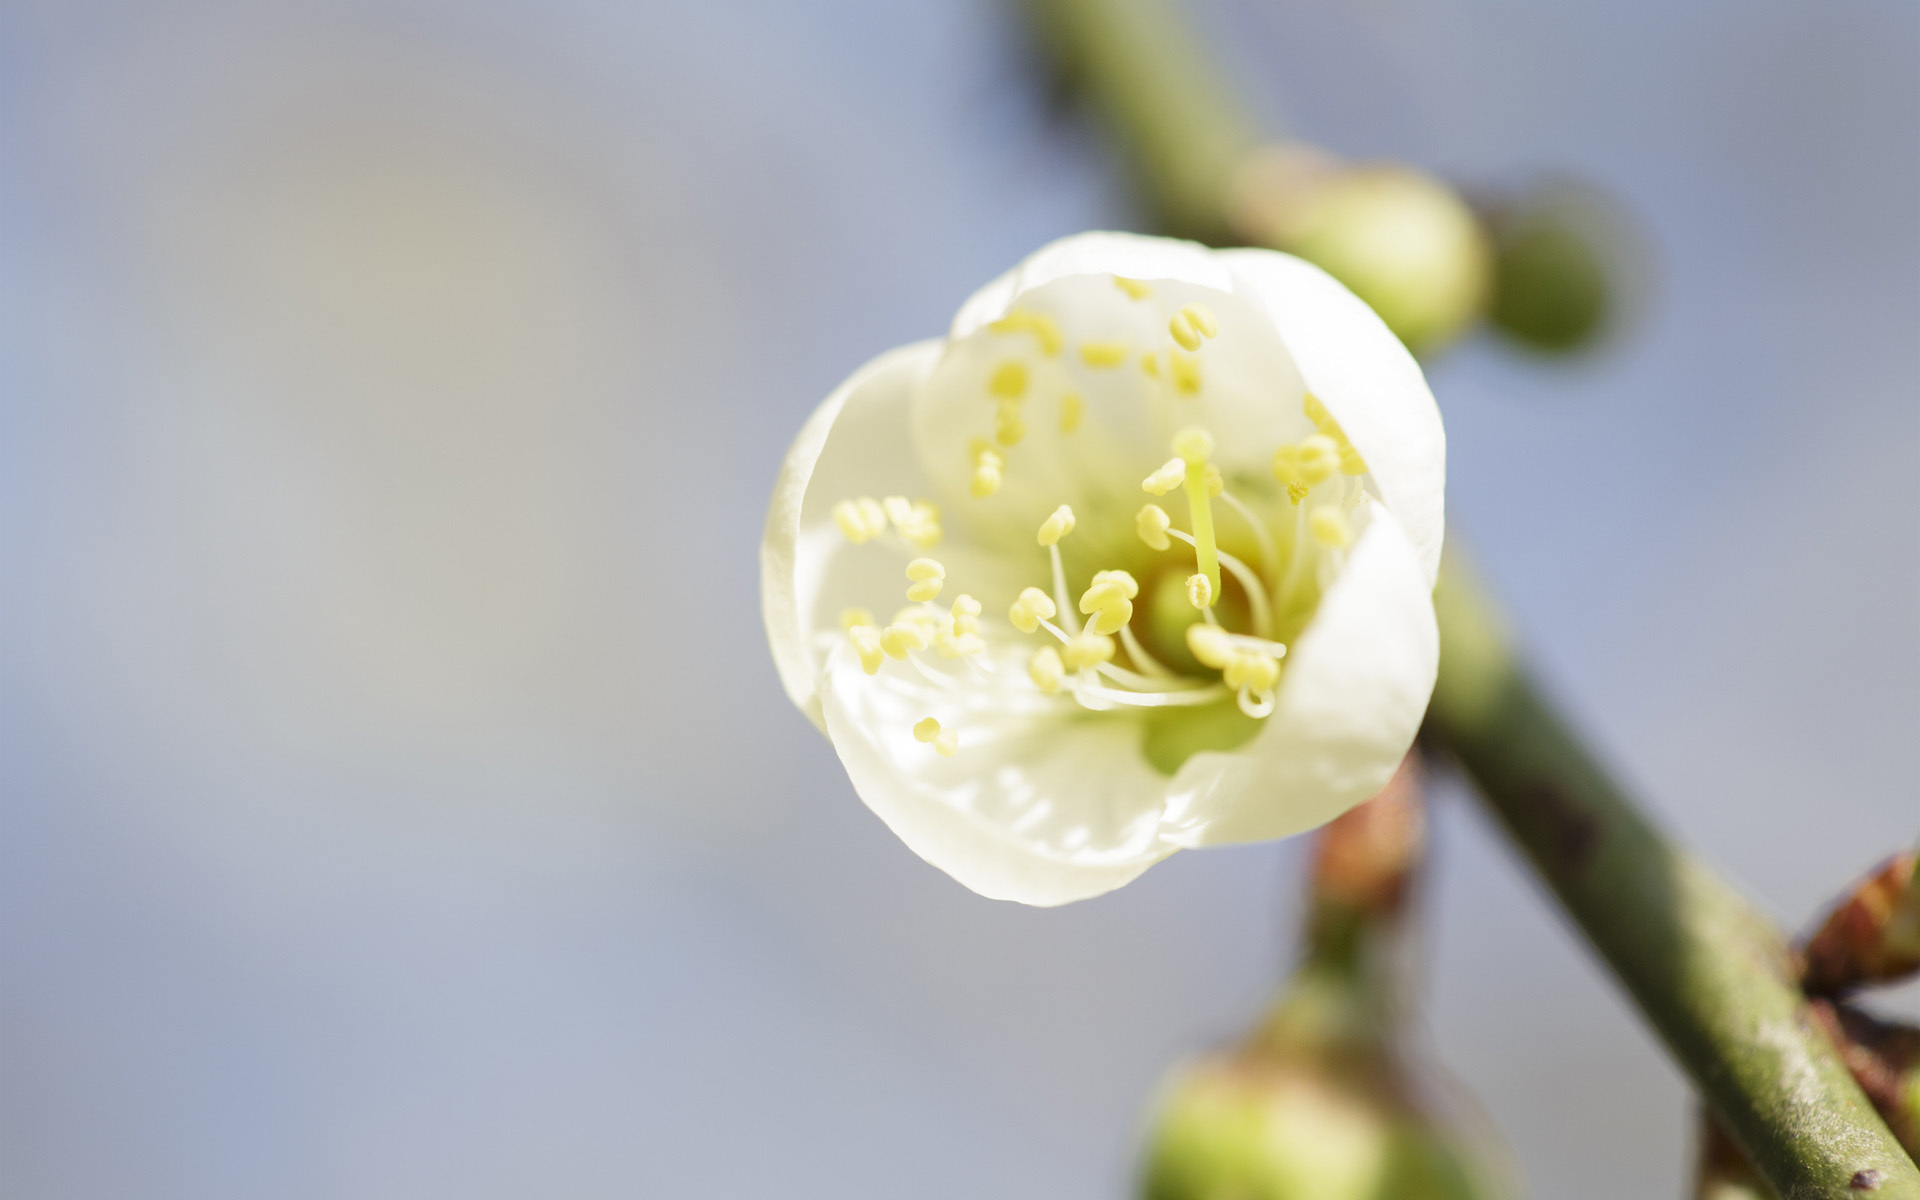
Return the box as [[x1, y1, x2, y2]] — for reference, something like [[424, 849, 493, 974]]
[[763, 233, 1443, 905]]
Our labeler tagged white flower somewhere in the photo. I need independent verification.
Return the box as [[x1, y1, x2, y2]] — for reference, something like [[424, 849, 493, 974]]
[[763, 233, 1443, 906]]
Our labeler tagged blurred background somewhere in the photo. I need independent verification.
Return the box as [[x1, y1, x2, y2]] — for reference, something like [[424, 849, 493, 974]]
[[2, 1, 1916, 1196]]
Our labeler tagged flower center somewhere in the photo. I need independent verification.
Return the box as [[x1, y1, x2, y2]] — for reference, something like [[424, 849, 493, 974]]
[[822, 274, 1371, 768]]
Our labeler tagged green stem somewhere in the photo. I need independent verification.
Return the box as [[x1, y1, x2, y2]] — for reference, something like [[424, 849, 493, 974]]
[[1023, 0, 1259, 243], [1428, 552, 1920, 1198], [1015, 0, 1920, 1193]]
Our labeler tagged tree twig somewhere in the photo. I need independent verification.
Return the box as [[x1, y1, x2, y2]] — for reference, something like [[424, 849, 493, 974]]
[[1016, 0, 1920, 1192]]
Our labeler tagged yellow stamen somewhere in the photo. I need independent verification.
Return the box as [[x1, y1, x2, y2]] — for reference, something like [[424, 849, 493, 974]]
[[1078, 340, 1128, 368], [970, 444, 1003, 497], [950, 594, 982, 636], [1141, 351, 1161, 379], [1182, 302, 1219, 339], [1142, 458, 1186, 495], [882, 496, 942, 548], [1273, 435, 1340, 491], [832, 497, 888, 543], [1304, 392, 1369, 475], [1187, 623, 1232, 669], [1186, 573, 1213, 609], [1169, 349, 1203, 396], [1224, 651, 1280, 692], [880, 621, 929, 659], [993, 402, 1026, 447], [905, 557, 946, 603], [1036, 504, 1076, 546], [1078, 570, 1138, 637], [1029, 646, 1065, 694], [1090, 569, 1140, 598], [988, 309, 1063, 356], [1062, 632, 1116, 672], [988, 361, 1028, 399], [840, 608, 875, 632], [848, 624, 885, 675], [1059, 392, 1083, 434], [1009, 586, 1057, 633], [1136, 503, 1172, 550], [1174, 427, 1220, 602], [933, 729, 959, 756], [1309, 506, 1353, 549], [913, 716, 942, 742], [1114, 275, 1152, 300], [1169, 309, 1201, 352]]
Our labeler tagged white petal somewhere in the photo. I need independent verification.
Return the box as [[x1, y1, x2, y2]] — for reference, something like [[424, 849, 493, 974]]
[[1219, 249, 1446, 584], [762, 340, 944, 729], [1160, 500, 1438, 847], [819, 646, 1177, 906], [950, 231, 1233, 342]]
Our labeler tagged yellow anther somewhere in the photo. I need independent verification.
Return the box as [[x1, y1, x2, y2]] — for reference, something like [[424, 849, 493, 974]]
[[1186, 573, 1213, 609], [935, 622, 986, 658], [1224, 651, 1281, 693], [1309, 506, 1354, 549], [970, 445, 1003, 497], [1169, 309, 1202, 352], [1304, 392, 1369, 476], [1136, 503, 1172, 550], [1114, 275, 1152, 300], [882, 621, 931, 659], [833, 497, 888, 543], [1079, 340, 1129, 368], [1059, 392, 1083, 434], [884, 496, 942, 548], [892, 605, 940, 631], [1078, 580, 1125, 614], [905, 557, 946, 602], [1142, 458, 1186, 495], [988, 361, 1029, 400], [988, 310, 1063, 356], [1062, 632, 1116, 672], [1169, 349, 1203, 396], [933, 729, 959, 756], [881, 621, 930, 659], [1009, 586, 1057, 633], [1187, 623, 1233, 670], [1085, 599, 1133, 636], [1273, 435, 1341, 491], [848, 624, 885, 675], [1183, 302, 1219, 339], [1141, 351, 1162, 379], [1090, 569, 1140, 599], [1029, 646, 1066, 694], [950, 594, 982, 636], [993, 402, 1027, 447], [1203, 462, 1223, 498], [1079, 572, 1136, 633], [1173, 427, 1215, 465], [1037, 504, 1076, 546], [913, 716, 942, 743], [840, 607, 875, 632]]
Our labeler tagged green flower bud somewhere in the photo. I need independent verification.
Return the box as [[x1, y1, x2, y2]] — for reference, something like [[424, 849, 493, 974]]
[[1484, 183, 1634, 355], [1230, 144, 1492, 357]]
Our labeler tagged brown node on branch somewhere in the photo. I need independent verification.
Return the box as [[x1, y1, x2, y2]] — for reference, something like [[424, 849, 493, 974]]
[[1309, 754, 1426, 922], [1799, 851, 1920, 996]]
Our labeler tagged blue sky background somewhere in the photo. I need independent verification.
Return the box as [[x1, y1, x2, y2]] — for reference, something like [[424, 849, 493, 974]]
[[2, 2, 1916, 1196]]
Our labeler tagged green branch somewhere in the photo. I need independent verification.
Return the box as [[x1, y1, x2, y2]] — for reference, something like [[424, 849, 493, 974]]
[[1429, 554, 1920, 1199], [1018, 0, 1920, 1193]]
